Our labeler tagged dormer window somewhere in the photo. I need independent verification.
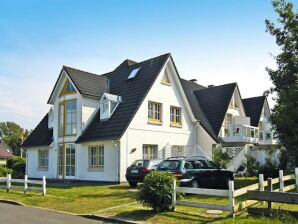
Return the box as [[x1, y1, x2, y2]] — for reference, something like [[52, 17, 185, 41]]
[[127, 67, 141, 79], [99, 93, 122, 120]]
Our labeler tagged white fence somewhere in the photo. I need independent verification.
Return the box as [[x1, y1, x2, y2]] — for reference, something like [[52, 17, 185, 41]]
[[172, 168, 298, 216], [0, 174, 46, 196]]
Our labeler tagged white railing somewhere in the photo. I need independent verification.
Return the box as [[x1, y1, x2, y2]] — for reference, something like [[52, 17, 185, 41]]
[[223, 124, 259, 142], [0, 174, 46, 196]]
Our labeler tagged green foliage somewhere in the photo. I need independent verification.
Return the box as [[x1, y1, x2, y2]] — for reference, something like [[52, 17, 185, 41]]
[[245, 154, 260, 177], [265, 0, 298, 166], [136, 171, 179, 212], [0, 121, 30, 155], [258, 158, 279, 179], [0, 165, 12, 177], [212, 147, 231, 169], [6, 157, 26, 178]]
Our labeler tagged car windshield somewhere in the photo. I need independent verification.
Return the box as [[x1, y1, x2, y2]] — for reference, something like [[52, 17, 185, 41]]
[[205, 160, 219, 169], [131, 160, 149, 167], [148, 160, 162, 169], [158, 160, 180, 170]]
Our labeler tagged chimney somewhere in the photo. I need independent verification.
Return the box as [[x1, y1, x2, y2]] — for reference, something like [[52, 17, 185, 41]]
[[106, 78, 110, 93], [189, 79, 197, 83]]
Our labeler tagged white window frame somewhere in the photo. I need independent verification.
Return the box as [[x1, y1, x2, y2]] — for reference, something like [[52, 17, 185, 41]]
[[38, 149, 49, 170]]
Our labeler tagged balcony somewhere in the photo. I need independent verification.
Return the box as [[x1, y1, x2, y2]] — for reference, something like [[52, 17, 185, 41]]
[[222, 124, 259, 143]]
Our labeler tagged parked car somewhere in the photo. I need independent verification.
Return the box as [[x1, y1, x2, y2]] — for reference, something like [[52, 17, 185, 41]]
[[126, 159, 163, 186], [156, 156, 234, 189]]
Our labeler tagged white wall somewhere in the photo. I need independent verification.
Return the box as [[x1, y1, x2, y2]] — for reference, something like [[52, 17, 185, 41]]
[[26, 147, 56, 179], [76, 141, 119, 182], [81, 96, 99, 130], [119, 59, 195, 182], [196, 125, 216, 159]]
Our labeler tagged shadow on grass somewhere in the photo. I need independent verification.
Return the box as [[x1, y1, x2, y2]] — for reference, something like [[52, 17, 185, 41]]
[[113, 209, 228, 223]]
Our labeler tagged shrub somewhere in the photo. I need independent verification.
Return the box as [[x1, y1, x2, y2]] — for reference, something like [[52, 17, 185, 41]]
[[136, 171, 179, 212], [6, 157, 25, 169], [6, 157, 26, 178], [245, 154, 260, 176], [213, 147, 231, 168], [258, 158, 279, 179], [0, 165, 12, 177]]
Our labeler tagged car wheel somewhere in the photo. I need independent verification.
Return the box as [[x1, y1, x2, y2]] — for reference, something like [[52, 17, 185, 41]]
[[128, 182, 137, 187], [191, 179, 199, 188]]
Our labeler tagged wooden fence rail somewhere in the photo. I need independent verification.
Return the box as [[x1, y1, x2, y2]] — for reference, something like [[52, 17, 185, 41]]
[[0, 174, 46, 196], [172, 168, 298, 217]]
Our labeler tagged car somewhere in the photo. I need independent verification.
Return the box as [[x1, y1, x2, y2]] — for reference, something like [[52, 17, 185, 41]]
[[156, 156, 234, 189], [125, 159, 163, 186]]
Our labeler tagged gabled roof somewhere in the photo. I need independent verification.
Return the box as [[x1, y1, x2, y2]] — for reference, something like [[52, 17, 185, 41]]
[[76, 53, 171, 143], [47, 66, 107, 103], [22, 114, 53, 148], [180, 79, 220, 142], [242, 96, 266, 127], [193, 83, 237, 136], [0, 143, 13, 158]]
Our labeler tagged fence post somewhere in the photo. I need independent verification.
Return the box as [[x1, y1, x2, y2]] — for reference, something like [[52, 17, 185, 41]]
[[279, 170, 284, 192], [24, 175, 28, 194], [229, 180, 235, 217], [172, 179, 176, 211], [6, 174, 11, 193], [295, 168, 298, 193], [267, 178, 273, 210], [259, 174, 264, 191], [42, 176, 46, 196]]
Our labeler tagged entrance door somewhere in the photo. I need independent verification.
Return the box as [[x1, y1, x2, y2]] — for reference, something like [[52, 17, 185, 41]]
[[65, 144, 76, 179], [57, 143, 76, 179]]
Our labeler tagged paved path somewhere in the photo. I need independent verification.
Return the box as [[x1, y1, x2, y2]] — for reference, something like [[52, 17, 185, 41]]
[[0, 202, 109, 224]]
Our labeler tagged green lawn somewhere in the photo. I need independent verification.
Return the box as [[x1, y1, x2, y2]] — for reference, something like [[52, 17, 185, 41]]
[[0, 179, 297, 224]]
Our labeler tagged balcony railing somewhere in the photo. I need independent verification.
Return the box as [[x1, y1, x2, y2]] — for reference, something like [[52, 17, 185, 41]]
[[223, 124, 259, 142]]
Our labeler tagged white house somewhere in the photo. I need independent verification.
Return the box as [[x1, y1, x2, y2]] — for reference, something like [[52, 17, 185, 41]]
[[22, 53, 278, 182]]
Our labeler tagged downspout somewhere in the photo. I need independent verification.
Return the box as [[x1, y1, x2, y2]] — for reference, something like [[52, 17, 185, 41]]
[[193, 120, 200, 154], [112, 140, 120, 183]]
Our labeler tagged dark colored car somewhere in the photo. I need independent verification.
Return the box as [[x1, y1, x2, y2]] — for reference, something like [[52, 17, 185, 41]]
[[126, 159, 163, 186], [156, 156, 234, 189]]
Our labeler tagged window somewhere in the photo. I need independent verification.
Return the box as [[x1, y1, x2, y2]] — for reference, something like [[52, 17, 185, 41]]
[[60, 79, 76, 96], [59, 100, 77, 136], [148, 101, 162, 123], [38, 150, 49, 169], [88, 145, 104, 168], [127, 67, 141, 79], [143, 145, 158, 159], [170, 106, 182, 126], [265, 132, 271, 140], [161, 70, 171, 84]]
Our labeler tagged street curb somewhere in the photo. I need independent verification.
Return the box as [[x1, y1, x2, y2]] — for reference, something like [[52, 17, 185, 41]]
[[80, 214, 138, 224], [0, 199, 25, 206], [0, 199, 137, 224]]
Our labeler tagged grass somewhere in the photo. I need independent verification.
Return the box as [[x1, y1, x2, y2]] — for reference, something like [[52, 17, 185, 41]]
[[0, 178, 297, 223]]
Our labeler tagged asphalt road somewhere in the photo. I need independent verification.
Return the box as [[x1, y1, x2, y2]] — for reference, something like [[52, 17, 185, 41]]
[[0, 202, 109, 224]]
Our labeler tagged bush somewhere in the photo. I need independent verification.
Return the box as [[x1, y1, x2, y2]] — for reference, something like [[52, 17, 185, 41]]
[[245, 154, 260, 176], [213, 147, 231, 169], [258, 158, 279, 179], [6, 157, 26, 178], [0, 165, 12, 177], [136, 171, 179, 212]]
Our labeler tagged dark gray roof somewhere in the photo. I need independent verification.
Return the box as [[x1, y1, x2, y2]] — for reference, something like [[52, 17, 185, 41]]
[[64, 66, 107, 98], [22, 114, 53, 148], [180, 79, 221, 142], [193, 83, 237, 136], [242, 96, 266, 127], [76, 53, 170, 143], [47, 66, 107, 103]]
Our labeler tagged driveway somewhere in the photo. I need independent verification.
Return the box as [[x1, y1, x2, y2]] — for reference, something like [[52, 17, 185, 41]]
[[0, 202, 110, 224]]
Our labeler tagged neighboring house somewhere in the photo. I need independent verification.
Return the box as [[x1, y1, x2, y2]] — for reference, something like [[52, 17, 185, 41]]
[[22, 53, 278, 181], [0, 140, 14, 165]]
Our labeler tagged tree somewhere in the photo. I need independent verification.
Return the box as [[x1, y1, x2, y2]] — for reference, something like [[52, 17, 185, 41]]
[[265, 0, 298, 166], [0, 122, 30, 155]]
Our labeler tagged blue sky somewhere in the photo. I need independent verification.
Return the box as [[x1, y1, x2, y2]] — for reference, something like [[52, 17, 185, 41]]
[[0, 0, 296, 129]]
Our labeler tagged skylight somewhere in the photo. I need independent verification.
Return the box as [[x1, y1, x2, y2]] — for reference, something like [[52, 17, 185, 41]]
[[127, 67, 141, 79]]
